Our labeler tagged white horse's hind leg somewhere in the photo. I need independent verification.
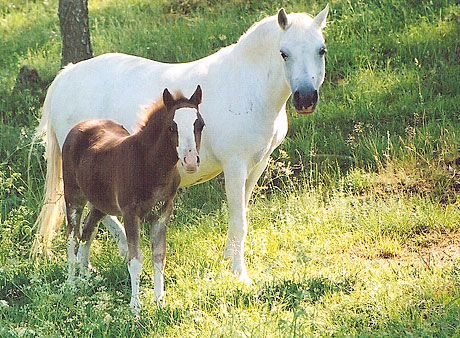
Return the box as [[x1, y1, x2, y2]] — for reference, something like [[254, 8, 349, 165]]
[[102, 215, 128, 259], [222, 161, 252, 284]]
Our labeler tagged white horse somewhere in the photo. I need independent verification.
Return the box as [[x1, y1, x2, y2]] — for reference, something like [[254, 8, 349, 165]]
[[33, 6, 329, 286]]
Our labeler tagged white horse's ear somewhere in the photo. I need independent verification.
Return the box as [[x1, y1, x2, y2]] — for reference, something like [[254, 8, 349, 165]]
[[313, 4, 329, 30], [277, 8, 290, 30]]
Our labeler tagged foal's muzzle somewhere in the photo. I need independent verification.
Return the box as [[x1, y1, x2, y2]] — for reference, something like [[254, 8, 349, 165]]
[[181, 149, 200, 174], [293, 88, 318, 115]]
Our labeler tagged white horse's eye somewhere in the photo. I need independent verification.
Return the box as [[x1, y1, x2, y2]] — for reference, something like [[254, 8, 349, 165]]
[[280, 51, 289, 61], [319, 47, 327, 56]]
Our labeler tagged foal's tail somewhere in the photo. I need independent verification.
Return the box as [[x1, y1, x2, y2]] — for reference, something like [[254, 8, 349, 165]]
[[31, 77, 65, 256]]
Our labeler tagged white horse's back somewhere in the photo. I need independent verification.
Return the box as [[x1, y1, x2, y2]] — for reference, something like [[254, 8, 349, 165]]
[[50, 54, 196, 145]]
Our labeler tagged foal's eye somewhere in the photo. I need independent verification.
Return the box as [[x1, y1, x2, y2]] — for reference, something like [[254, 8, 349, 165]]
[[194, 118, 205, 131], [169, 124, 177, 133], [280, 51, 289, 61], [319, 47, 327, 56]]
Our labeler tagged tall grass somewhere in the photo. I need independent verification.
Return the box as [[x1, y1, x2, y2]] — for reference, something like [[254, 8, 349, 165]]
[[0, 0, 459, 336]]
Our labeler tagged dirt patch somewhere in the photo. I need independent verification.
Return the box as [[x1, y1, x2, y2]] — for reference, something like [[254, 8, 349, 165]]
[[401, 232, 460, 267], [349, 232, 460, 267]]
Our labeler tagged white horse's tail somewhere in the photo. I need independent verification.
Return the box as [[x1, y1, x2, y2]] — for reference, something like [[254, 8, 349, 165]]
[[31, 76, 65, 256]]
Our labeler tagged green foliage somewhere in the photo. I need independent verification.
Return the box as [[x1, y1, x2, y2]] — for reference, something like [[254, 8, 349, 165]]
[[1, 0, 460, 336]]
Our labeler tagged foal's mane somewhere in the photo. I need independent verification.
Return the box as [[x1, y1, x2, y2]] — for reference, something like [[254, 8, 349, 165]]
[[135, 91, 187, 133]]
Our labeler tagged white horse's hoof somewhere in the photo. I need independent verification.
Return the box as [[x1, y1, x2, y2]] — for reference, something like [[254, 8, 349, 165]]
[[223, 239, 235, 258], [130, 297, 141, 315], [237, 272, 253, 285], [223, 248, 233, 259], [153, 297, 165, 308]]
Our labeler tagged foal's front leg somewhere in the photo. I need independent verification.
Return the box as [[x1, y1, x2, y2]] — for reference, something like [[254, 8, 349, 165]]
[[123, 211, 143, 314], [149, 199, 173, 304]]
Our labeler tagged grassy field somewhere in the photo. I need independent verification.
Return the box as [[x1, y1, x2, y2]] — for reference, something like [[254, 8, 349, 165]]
[[1, 0, 460, 336]]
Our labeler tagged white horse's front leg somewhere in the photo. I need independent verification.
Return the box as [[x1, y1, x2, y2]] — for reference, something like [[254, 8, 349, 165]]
[[102, 215, 128, 259], [244, 156, 270, 208], [223, 162, 252, 284]]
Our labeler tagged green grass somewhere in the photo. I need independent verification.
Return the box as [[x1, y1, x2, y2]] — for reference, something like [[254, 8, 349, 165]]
[[1, 0, 460, 336]]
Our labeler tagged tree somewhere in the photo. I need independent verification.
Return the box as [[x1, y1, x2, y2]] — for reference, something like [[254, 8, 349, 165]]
[[58, 0, 93, 67]]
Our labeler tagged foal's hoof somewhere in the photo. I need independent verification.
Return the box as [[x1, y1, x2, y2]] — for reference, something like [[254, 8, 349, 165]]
[[78, 263, 96, 279]]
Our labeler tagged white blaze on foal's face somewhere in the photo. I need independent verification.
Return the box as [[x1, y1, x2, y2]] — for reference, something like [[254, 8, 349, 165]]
[[173, 107, 202, 173]]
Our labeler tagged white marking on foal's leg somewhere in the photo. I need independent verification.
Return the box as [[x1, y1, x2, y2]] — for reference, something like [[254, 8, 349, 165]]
[[67, 230, 77, 282], [128, 257, 143, 315], [150, 214, 168, 306], [76, 243, 90, 278], [103, 215, 128, 259], [153, 262, 165, 304], [77, 224, 99, 279]]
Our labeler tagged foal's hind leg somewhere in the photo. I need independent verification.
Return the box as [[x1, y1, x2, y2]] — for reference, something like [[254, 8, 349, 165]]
[[77, 205, 105, 278], [65, 203, 84, 282], [123, 210, 143, 314]]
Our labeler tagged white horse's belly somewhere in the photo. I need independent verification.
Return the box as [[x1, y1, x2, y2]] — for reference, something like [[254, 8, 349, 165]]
[[178, 157, 222, 187], [178, 137, 222, 187]]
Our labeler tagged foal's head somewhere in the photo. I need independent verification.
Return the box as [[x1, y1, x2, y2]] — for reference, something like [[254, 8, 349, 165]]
[[163, 85, 205, 174]]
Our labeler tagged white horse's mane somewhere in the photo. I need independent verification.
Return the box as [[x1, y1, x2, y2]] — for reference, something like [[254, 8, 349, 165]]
[[235, 12, 314, 52], [233, 15, 279, 55]]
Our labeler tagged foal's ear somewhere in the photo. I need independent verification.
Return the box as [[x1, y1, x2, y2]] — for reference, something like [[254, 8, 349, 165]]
[[277, 8, 290, 31], [189, 85, 202, 106], [163, 88, 174, 109], [313, 4, 329, 30]]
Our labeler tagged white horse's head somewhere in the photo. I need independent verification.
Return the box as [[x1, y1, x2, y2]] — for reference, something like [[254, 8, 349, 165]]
[[277, 5, 329, 114]]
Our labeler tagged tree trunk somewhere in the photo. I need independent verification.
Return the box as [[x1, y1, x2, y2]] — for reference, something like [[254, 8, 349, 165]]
[[58, 0, 93, 68]]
